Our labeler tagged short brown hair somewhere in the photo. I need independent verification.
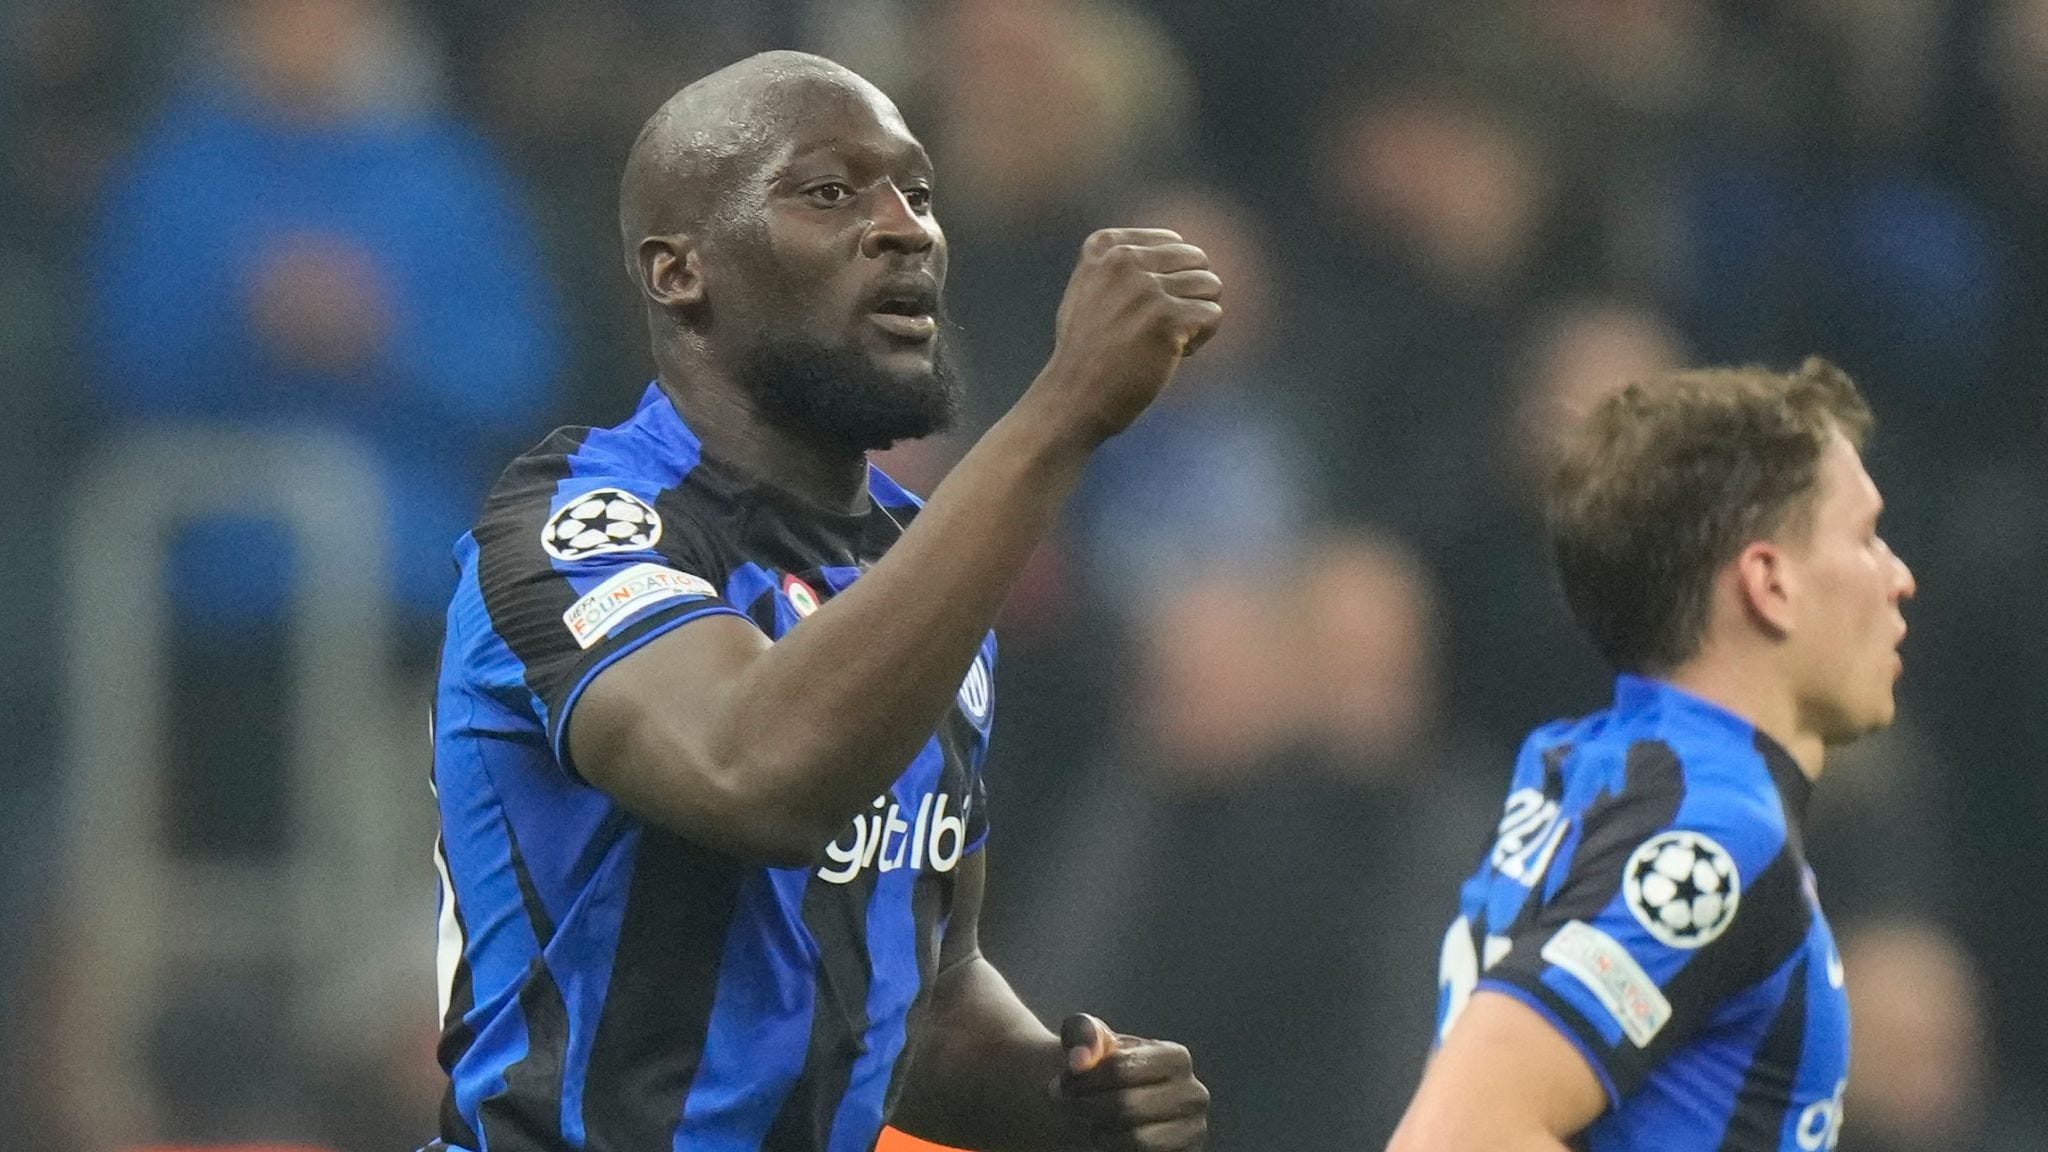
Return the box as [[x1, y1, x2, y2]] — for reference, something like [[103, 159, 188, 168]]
[[1545, 356, 1873, 672]]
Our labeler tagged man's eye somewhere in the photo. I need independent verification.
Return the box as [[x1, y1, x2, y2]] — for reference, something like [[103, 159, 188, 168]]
[[809, 182, 852, 205], [904, 187, 933, 212]]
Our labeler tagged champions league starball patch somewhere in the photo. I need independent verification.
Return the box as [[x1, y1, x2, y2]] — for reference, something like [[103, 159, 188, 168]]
[[542, 488, 663, 561], [1623, 830, 1741, 949]]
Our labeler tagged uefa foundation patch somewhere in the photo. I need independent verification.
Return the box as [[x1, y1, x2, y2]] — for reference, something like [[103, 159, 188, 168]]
[[563, 563, 717, 648], [1542, 919, 1672, 1047]]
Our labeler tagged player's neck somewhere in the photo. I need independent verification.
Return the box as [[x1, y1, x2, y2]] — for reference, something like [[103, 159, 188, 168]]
[[1659, 658, 1826, 781], [657, 371, 872, 515]]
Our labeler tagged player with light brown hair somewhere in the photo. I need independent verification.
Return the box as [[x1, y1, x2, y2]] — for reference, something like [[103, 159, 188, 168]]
[[1392, 358, 1914, 1152]]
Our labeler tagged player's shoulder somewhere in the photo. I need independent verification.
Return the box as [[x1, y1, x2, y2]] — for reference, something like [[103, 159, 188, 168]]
[[474, 396, 729, 546], [1568, 736, 1791, 904], [1528, 690, 1789, 852]]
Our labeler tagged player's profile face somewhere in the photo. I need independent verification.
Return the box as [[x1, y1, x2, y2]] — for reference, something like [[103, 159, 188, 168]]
[[1783, 433, 1916, 743]]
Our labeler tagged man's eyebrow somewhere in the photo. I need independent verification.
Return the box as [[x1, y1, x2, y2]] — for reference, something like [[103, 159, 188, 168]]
[[775, 141, 847, 173]]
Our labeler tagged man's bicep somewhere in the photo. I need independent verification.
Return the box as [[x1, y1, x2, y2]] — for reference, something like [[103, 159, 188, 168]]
[[563, 611, 773, 839], [1391, 990, 1606, 1152]]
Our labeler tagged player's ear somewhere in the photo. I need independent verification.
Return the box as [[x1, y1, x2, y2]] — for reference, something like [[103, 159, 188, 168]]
[[1733, 539, 1795, 638], [636, 232, 706, 312]]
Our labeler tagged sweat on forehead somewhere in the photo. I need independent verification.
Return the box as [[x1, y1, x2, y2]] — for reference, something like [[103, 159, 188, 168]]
[[619, 52, 895, 243]]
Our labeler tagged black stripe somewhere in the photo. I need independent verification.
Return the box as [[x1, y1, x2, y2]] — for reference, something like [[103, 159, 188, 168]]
[[1754, 730, 1813, 832], [1551, 741, 1687, 918], [1503, 740, 1684, 943], [1715, 955, 1810, 1152], [582, 831, 747, 1152], [1648, 840, 1809, 1067], [434, 834, 484, 1151], [474, 815, 572, 1150], [475, 957, 575, 1151], [1490, 740, 1687, 1096], [1540, 742, 1574, 785], [762, 863, 879, 1152], [472, 436, 750, 773], [509, 819, 559, 943], [474, 433, 590, 706]]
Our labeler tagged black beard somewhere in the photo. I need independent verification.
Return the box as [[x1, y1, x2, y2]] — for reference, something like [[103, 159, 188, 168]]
[[733, 326, 963, 453]]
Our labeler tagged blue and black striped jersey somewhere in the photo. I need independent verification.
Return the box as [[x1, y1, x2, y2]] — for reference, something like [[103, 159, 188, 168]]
[[1435, 675, 1850, 1152], [426, 382, 994, 1152]]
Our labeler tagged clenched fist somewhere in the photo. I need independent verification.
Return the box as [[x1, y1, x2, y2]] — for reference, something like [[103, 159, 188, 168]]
[[1049, 1014, 1209, 1152], [1025, 229, 1224, 447]]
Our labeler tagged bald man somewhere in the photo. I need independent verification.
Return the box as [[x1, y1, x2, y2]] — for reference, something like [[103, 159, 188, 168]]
[[423, 52, 1219, 1152]]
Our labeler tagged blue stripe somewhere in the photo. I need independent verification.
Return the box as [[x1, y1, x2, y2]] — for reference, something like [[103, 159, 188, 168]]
[[436, 734, 542, 1141], [439, 555, 552, 1143], [1781, 923, 1849, 1148], [1592, 771, 1788, 993], [554, 825, 645, 1147], [551, 397, 703, 589], [674, 866, 820, 1151], [867, 464, 924, 510], [725, 561, 780, 624], [1710, 965, 1794, 1143], [827, 737, 948, 1152], [1582, 954, 1795, 1151]]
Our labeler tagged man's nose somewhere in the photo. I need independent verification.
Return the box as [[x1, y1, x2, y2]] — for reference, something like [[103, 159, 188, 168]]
[[861, 184, 937, 257]]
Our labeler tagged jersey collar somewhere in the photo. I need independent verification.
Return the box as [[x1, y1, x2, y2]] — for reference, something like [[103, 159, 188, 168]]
[[1612, 673, 1813, 825]]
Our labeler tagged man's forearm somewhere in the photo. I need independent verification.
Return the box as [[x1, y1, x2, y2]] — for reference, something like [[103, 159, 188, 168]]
[[891, 955, 1067, 1152], [704, 402, 1091, 840]]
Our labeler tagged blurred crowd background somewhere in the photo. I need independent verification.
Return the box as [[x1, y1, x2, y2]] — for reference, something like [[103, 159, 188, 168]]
[[2, 0, 2044, 1149]]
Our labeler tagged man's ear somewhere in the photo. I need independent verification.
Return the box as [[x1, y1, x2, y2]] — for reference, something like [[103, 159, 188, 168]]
[[1733, 539, 1795, 638], [635, 233, 705, 311]]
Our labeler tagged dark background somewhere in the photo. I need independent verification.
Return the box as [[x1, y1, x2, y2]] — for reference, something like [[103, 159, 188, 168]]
[[1, 1, 2041, 1149]]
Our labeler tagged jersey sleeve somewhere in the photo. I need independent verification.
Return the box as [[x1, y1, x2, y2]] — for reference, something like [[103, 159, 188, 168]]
[[469, 474, 752, 777], [1476, 764, 1812, 1104]]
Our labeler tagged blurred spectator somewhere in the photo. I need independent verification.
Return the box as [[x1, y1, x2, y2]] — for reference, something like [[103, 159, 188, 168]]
[[1015, 538, 1494, 1152], [1801, 721, 1963, 925], [1669, 1, 2000, 510], [917, 0, 1195, 431], [1431, 300, 1685, 749], [2, 1, 171, 258], [0, 0, 2043, 1142], [436, 0, 802, 417], [1068, 184, 1315, 614], [919, 3, 1203, 962], [0, 7, 148, 1145], [1838, 918, 2046, 1152], [1295, 77, 1578, 543], [86, 0, 563, 636], [57, 0, 556, 1143], [1284, 534, 1501, 1143]]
